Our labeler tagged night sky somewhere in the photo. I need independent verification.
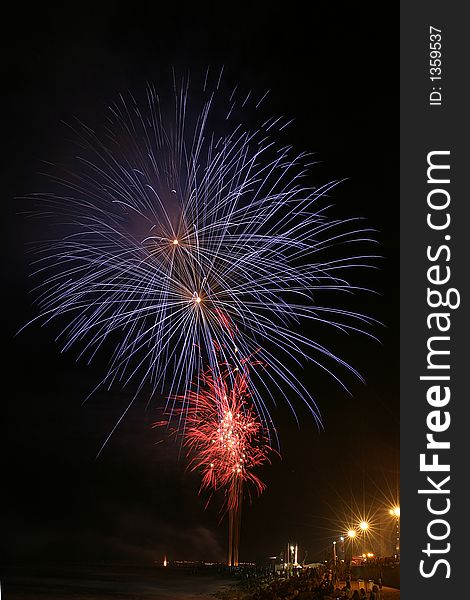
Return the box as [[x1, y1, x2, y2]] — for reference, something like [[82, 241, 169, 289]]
[[2, 3, 398, 566]]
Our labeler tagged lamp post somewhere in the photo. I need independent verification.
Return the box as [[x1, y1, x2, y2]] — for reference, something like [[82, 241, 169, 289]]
[[359, 521, 369, 555], [346, 529, 356, 588], [333, 541, 337, 584], [389, 506, 400, 560], [347, 529, 356, 563]]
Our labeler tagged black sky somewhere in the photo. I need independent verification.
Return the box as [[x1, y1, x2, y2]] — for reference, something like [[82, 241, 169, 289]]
[[2, 2, 398, 566]]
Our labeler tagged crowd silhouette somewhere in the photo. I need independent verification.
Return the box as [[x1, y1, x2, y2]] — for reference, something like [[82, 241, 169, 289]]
[[237, 566, 385, 600]]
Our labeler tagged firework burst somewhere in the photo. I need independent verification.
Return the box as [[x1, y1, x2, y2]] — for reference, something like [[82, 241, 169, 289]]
[[182, 364, 272, 511], [163, 361, 273, 566], [23, 73, 379, 442]]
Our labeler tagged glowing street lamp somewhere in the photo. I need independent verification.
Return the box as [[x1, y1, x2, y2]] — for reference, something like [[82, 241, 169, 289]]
[[359, 520, 369, 532], [346, 529, 357, 563], [357, 520, 370, 556], [389, 505, 400, 560], [338, 536, 345, 560]]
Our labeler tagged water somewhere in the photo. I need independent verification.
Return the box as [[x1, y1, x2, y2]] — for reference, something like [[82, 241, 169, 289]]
[[0, 564, 238, 599]]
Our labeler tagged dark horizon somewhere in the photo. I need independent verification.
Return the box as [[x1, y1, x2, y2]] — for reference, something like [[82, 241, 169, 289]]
[[2, 2, 398, 567]]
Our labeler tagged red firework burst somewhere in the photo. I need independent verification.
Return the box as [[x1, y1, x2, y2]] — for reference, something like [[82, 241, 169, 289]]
[[182, 365, 272, 513]]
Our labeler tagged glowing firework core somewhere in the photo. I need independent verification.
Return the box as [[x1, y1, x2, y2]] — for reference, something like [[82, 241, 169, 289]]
[[214, 408, 250, 477], [180, 366, 271, 511]]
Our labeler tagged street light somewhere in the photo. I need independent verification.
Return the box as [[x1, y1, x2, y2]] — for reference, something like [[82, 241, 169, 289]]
[[389, 506, 400, 560], [357, 521, 370, 556], [338, 536, 345, 561], [359, 521, 369, 532], [332, 541, 337, 583], [346, 529, 356, 564]]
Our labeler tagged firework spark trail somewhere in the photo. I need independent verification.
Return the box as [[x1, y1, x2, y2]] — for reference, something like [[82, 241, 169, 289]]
[[22, 75, 379, 442]]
